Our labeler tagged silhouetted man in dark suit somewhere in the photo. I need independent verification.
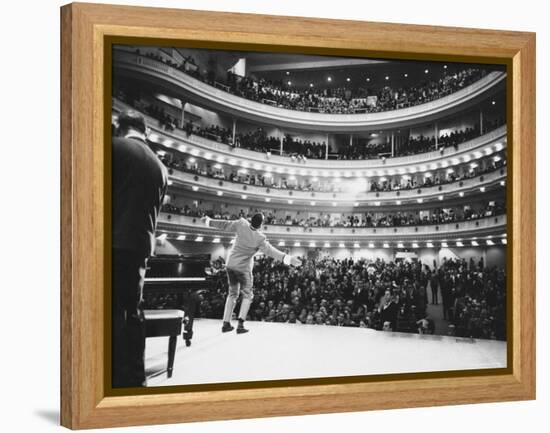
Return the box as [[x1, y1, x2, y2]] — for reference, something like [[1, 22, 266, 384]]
[[112, 110, 167, 388], [430, 271, 439, 304]]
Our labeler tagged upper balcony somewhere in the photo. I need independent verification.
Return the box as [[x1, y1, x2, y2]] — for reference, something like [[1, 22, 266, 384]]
[[113, 49, 506, 133], [157, 214, 506, 243]]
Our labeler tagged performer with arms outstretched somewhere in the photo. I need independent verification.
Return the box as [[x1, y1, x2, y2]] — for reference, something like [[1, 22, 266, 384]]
[[201, 213, 302, 334]]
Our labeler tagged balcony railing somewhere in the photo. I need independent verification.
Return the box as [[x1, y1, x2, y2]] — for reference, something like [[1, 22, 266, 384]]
[[167, 166, 506, 204], [113, 49, 506, 132], [157, 214, 506, 241]]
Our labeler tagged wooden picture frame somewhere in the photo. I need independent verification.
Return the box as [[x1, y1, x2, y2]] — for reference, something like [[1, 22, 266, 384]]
[[61, 2, 536, 429]]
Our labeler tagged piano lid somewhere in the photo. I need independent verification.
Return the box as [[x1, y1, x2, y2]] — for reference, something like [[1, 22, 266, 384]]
[[146, 254, 210, 279]]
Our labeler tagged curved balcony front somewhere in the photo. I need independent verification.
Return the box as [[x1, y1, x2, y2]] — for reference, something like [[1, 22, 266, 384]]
[[167, 166, 505, 205], [113, 50, 506, 132], [157, 214, 506, 243], [113, 98, 507, 172]]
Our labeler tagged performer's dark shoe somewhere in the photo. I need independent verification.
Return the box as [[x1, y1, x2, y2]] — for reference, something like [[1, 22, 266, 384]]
[[236, 319, 249, 334], [222, 322, 234, 333]]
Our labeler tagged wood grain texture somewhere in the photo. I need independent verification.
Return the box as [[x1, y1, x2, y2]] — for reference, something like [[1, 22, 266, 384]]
[[60, 2, 536, 429]]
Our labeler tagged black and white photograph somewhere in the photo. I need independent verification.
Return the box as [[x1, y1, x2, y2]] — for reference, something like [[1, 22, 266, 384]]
[[110, 44, 508, 388]]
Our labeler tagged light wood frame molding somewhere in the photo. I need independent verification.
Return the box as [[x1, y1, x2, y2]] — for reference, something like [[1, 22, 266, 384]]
[[60, 2, 535, 429]]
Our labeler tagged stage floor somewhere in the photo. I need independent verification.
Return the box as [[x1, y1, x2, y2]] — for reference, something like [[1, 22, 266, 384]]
[[145, 319, 507, 387]]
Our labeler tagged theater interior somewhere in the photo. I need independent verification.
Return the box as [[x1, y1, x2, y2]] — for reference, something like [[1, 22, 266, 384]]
[[112, 45, 508, 386]]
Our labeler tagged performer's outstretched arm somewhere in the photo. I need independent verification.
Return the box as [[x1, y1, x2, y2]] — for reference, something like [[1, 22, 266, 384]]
[[259, 239, 302, 267]]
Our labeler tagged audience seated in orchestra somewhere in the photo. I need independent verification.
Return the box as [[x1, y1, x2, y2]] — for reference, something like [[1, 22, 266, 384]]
[[142, 256, 506, 340]]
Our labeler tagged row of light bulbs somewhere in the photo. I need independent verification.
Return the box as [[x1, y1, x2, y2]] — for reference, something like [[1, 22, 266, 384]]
[[157, 233, 506, 248], [185, 184, 502, 205], [149, 133, 505, 179]]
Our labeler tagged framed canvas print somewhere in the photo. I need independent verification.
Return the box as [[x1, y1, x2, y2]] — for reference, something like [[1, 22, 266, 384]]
[[60, 2, 536, 429]]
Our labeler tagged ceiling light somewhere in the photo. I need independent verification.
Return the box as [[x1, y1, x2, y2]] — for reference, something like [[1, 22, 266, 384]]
[[278, 241, 285, 246], [339, 242, 345, 248], [176, 235, 186, 241], [212, 238, 221, 243], [217, 191, 223, 196], [195, 236, 203, 242], [441, 242, 448, 248], [324, 242, 331, 248]]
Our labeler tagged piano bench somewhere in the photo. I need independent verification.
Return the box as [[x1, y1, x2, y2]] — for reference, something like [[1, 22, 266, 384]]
[[144, 309, 184, 379]]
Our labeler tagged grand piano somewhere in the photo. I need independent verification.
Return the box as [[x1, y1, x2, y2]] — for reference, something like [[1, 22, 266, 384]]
[[143, 254, 214, 346]]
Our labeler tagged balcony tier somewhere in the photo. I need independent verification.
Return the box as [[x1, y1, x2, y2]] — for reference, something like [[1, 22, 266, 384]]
[[114, 98, 507, 173], [113, 49, 506, 132], [157, 214, 506, 243], [167, 167, 505, 205]]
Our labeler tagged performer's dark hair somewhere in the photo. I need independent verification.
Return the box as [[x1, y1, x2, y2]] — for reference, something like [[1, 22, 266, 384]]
[[117, 110, 147, 135], [251, 213, 264, 229]]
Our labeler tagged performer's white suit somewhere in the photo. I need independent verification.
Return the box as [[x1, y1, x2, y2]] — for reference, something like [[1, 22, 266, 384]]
[[207, 217, 289, 322]]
